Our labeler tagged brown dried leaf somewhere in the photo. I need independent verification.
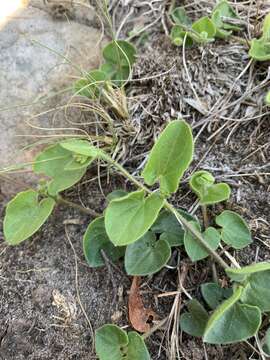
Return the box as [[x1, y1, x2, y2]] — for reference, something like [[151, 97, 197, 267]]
[[128, 276, 157, 333]]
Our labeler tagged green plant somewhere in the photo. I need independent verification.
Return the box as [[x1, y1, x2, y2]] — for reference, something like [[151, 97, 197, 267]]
[[3, 119, 270, 358], [170, 1, 243, 47], [249, 13, 270, 61], [74, 40, 137, 118]]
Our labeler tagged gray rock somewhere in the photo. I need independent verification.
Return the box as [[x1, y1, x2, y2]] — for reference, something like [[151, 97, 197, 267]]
[[0, 5, 105, 195]]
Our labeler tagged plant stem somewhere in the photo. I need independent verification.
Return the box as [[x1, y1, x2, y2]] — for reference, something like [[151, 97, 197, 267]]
[[57, 197, 100, 217], [102, 155, 229, 270]]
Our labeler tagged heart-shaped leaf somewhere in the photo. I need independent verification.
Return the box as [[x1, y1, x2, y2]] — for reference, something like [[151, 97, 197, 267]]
[[74, 70, 108, 99], [240, 270, 270, 312], [171, 7, 192, 27], [184, 222, 221, 262], [189, 170, 231, 205], [191, 17, 216, 43], [249, 38, 270, 61], [203, 287, 261, 344], [33, 144, 88, 195], [142, 120, 194, 195], [211, 10, 232, 38], [226, 262, 270, 282], [83, 217, 125, 267], [211, 0, 241, 33], [4, 190, 55, 245], [95, 324, 150, 360], [124, 231, 171, 275], [151, 209, 195, 247], [101, 40, 136, 85], [180, 299, 209, 337], [215, 210, 252, 249], [105, 190, 165, 246], [201, 282, 233, 310]]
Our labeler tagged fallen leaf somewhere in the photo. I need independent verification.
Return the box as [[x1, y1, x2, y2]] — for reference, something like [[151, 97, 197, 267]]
[[128, 276, 157, 333]]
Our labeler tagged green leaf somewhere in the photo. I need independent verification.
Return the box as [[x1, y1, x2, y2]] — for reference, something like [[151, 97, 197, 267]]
[[4, 190, 55, 245], [203, 287, 261, 344], [74, 70, 108, 98], [189, 170, 231, 205], [201, 282, 233, 310], [106, 190, 128, 202], [184, 222, 220, 262], [171, 7, 192, 27], [33, 144, 87, 195], [126, 332, 150, 360], [226, 262, 270, 282], [60, 139, 101, 158], [83, 217, 125, 268], [95, 325, 150, 360], [241, 270, 270, 312], [124, 231, 171, 275], [142, 120, 194, 195], [265, 90, 270, 105], [212, 0, 241, 32], [211, 10, 232, 38], [180, 299, 209, 337], [191, 17, 216, 43], [215, 210, 252, 249], [105, 190, 165, 246], [249, 38, 270, 61], [170, 26, 193, 47], [151, 209, 195, 247], [102, 40, 136, 84], [262, 13, 270, 41]]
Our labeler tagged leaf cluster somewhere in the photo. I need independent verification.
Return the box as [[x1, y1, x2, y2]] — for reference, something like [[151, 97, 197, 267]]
[[170, 0, 242, 47]]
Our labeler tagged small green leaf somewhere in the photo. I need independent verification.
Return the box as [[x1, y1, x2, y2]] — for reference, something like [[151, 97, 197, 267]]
[[241, 270, 270, 312], [191, 17, 216, 43], [83, 217, 125, 268], [226, 262, 270, 282], [215, 210, 252, 249], [95, 324, 128, 360], [142, 120, 194, 195], [106, 190, 128, 202], [4, 190, 55, 245], [33, 144, 87, 195], [74, 70, 108, 98], [105, 190, 165, 246], [184, 222, 220, 262], [102, 40, 136, 84], [201, 282, 233, 310], [211, 10, 232, 38], [212, 0, 241, 32], [180, 299, 209, 337], [171, 7, 192, 27], [126, 332, 150, 360], [249, 38, 270, 61], [124, 231, 171, 275], [203, 287, 261, 344], [151, 209, 195, 247], [265, 90, 270, 105], [170, 26, 193, 47], [189, 170, 231, 205], [60, 139, 101, 158], [95, 325, 150, 360], [262, 13, 270, 41]]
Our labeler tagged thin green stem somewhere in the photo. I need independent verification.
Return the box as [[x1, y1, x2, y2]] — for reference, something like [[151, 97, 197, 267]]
[[57, 197, 100, 217], [102, 154, 229, 270]]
